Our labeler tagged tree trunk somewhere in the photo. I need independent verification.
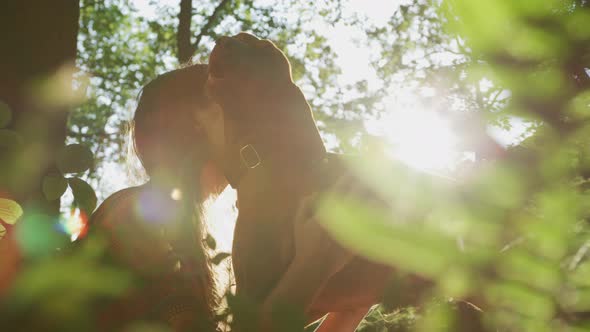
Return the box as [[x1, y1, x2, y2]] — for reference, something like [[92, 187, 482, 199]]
[[176, 0, 232, 64], [0, 1, 80, 219], [177, 0, 194, 64]]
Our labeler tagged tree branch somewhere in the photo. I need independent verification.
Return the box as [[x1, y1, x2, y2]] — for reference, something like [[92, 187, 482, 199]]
[[192, 0, 232, 50], [177, 0, 194, 63], [177, 0, 232, 63], [68, 130, 119, 139], [486, 88, 503, 110]]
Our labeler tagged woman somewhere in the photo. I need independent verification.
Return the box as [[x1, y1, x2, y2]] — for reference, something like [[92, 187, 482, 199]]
[[90, 64, 227, 331], [91, 61, 352, 332]]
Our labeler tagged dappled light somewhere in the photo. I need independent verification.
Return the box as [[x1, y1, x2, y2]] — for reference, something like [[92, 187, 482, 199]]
[[59, 208, 88, 242]]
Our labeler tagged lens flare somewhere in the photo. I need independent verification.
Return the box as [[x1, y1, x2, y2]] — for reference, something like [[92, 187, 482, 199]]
[[60, 208, 88, 242], [135, 186, 179, 225], [170, 188, 182, 201]]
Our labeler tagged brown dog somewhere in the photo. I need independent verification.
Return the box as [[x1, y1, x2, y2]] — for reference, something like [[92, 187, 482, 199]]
[[206, 33, 429, 330]]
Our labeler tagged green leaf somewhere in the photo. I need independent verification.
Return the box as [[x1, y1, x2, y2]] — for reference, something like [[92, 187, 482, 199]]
[[211, 252, 230, 265], [205, 233, 217, 250], [0, 198, 23, 225], [68, 177, 97, 215], [42, 174, 68, 201], [12, 241, 131, 305], [0, 100, 12, 128], [0, 224, 6, 239], [56, 144, 94, 174], [317, 195, 462, 278]]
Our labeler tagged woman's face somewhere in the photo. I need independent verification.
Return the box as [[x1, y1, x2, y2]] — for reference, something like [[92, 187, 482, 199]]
[[194, 101, 225, 159]]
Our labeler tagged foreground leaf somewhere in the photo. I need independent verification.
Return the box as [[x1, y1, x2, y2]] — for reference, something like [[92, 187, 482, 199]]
[[211, 252, 231, 265], [68, 177, 97, 214], [205, 233, 217, 250], [0, 198, 23, 225], [14, 213, 68, 257], [42, 174, 68, 201], [56, 144, 94, 174]]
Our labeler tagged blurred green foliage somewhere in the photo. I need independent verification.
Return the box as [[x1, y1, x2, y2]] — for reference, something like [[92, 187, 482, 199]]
[[1, 234, 134, 332], [315, 0, 590, 331]]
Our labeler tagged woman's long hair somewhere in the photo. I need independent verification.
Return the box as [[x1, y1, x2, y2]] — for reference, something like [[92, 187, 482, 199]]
[[130, 64, 217, 325]]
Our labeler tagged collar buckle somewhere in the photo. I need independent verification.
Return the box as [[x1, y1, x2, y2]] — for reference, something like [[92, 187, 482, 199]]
[[240, 144, 261, 169]]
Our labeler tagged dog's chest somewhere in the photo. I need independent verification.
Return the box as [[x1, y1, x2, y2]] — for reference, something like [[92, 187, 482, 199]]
[[231, 201, 297, 300], [231, 155, 347, 301]]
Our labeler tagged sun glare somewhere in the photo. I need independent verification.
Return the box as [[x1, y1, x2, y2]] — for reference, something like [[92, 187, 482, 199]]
[[202, 186, 238, 296], [60, 208, 88, 242], [367, 105, 459, 171], [170, 188, 183, 201], [203, 187, 238, 253]]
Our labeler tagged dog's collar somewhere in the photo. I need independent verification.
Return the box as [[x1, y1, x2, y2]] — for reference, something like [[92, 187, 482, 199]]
[[222, 143, 263, 188], [238, 144, 263, 169], [222, 133, 327, 189], [219, 82, 327, 189]]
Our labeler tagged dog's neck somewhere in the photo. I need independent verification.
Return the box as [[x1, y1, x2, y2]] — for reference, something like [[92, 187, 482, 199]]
[[221, 117, 327, 196]]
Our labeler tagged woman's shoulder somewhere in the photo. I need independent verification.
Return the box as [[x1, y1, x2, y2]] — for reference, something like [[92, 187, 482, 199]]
[[89, 182, 186, 246], [99, 185, 144, 209], [90, 184, 176, 274], [90, 185, 145, 229]]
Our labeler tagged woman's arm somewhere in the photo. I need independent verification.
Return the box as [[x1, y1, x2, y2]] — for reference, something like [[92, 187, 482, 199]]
[[258, 193, 354, 331]]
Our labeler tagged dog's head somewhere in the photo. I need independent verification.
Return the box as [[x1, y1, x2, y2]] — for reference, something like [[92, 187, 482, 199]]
[[207, 33, 313, 126], [206, 33, 326, 186], [208, 33, 293, 88]]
